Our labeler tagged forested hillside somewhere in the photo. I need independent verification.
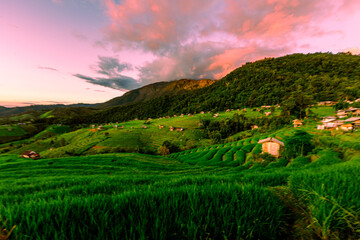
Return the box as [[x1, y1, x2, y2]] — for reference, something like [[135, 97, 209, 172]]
[[98, 79, 215, 108], [66, 52, 360, 124]]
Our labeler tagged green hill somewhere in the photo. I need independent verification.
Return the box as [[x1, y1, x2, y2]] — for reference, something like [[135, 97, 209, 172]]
[[98, 78, 215, 108], [71, 52, 360, 124]]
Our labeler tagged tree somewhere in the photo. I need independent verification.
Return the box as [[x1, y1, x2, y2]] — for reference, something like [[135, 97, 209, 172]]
[[333, 100, 349, 111], [159, 145, 170, 156], [283, 130, 314, 159], [60, 138, 66, 147], [281, 86, 314, 119]]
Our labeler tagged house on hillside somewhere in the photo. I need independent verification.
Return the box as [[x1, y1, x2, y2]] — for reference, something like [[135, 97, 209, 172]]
[[142, 125, 147, 129], [345, 107, 358, 115], [251, 125, 258, 130], [265, 112, 271, 116], [318, 101, 336, 106], [257, 137, 284, 157], [169, 126, 175, 131], [320, 119, 344, 129], [340, 124, 353, 131], [22, 150, 40, 160], [337, 110, 348, 118], [159, 125, 165, 129], [353, 120, 360, 129], [293, 119, 303, 128], [176, 128, 184, 132], [344, 117, 360, 123]]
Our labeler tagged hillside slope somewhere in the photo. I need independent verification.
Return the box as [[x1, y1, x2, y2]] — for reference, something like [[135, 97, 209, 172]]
[[98, 79, 215, 108], [76, 52, 360, 124]]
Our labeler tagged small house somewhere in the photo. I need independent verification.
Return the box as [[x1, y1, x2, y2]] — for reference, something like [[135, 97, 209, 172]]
[[226, 109, 231, 112], [142, 125, 147, 129], [265, 112, 271, 116], [317, 125, 325, 130], [344, 117, 360, 123], [353, 120, 360, 129], [340, 124, 353, 132], [169, 126, 175, 131], [293, 119, 303, 128], [257, 137, 284, 157], [159, 125, 165, 129], [22, 150, 40, 160], [345, 107, 358, 114], [251, 125, 258, 130], [322, 116, 337, 122], [200, 111, 205, 114], [322, 119, 343, 129], [337, 110, 348, 118], [176, 128, 184, 132]]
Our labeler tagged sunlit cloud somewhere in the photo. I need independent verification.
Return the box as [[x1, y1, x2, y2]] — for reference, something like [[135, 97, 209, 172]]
[[101, 0, 360, 83]]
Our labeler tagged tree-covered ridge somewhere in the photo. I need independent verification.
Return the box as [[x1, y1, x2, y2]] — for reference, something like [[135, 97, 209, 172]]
[[216, 52, 360, 106], [67, 52, 359, 124]]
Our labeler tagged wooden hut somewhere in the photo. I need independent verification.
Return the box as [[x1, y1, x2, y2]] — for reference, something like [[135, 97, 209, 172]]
[[293, 119, 303, 128], [257, 137, 284, 157], [340, 124, 353, 132], [22, 150, 40, 160]]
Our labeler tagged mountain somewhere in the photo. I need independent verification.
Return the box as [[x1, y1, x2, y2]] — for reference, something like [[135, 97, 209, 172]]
[[0, 104, 94, 118], [98, 79, 216, 108], [76, 52, 360, 124]]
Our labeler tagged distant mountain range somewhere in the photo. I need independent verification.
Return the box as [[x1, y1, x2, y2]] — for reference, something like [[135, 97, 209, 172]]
[[0, 79, 215, 118], [0, 104, 94, 118]]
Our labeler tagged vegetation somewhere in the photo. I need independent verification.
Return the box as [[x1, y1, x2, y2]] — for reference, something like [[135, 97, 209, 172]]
[[1, 53, 360, 239]]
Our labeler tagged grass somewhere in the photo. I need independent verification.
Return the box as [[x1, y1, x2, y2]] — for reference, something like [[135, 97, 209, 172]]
[[0, 153, 288, 240]]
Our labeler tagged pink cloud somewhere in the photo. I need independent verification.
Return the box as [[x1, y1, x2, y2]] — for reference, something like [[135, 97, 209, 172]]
[[100, 0, 360, 84]]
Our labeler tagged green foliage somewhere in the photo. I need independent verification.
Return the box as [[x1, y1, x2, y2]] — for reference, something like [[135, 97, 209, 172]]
[[289, 159, 360, 239], [288, 156, 310, 168], [0, 154, 287, 240], [333, 100, 350, 111], [283, 130, 315, 159], [281, 86, 314, 119]]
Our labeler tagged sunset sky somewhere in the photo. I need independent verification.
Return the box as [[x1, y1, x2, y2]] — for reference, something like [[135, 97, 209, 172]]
[[1, 0, 360, 107]]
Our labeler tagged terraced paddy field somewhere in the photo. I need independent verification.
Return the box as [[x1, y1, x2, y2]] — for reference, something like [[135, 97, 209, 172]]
[[1, 149, 360, 240], [0, 106, 334, 157]]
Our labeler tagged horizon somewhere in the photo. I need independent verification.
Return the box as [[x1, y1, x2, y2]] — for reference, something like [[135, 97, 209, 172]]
[[1, 0, 360, 107]]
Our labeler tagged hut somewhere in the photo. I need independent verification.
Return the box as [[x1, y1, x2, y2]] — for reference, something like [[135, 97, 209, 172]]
[[159, 125, 165, 129], [176, 128, 184, 132], [340, 124, 353, 132], [22, 150, 40, 159], [293, 119, 303, 128], [169, 126, 175, 131], [337, 110, 348, 118], [257, 137, 284, 157], [353, 120, 360, 129], [251, 125, 258, 130]]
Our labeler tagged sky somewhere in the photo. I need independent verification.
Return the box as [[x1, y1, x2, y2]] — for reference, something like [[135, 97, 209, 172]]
[[0, 0, 360, 107]]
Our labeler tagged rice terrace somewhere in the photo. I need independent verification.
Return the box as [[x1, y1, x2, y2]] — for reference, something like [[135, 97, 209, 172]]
[[1, 1, 360, 239]]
